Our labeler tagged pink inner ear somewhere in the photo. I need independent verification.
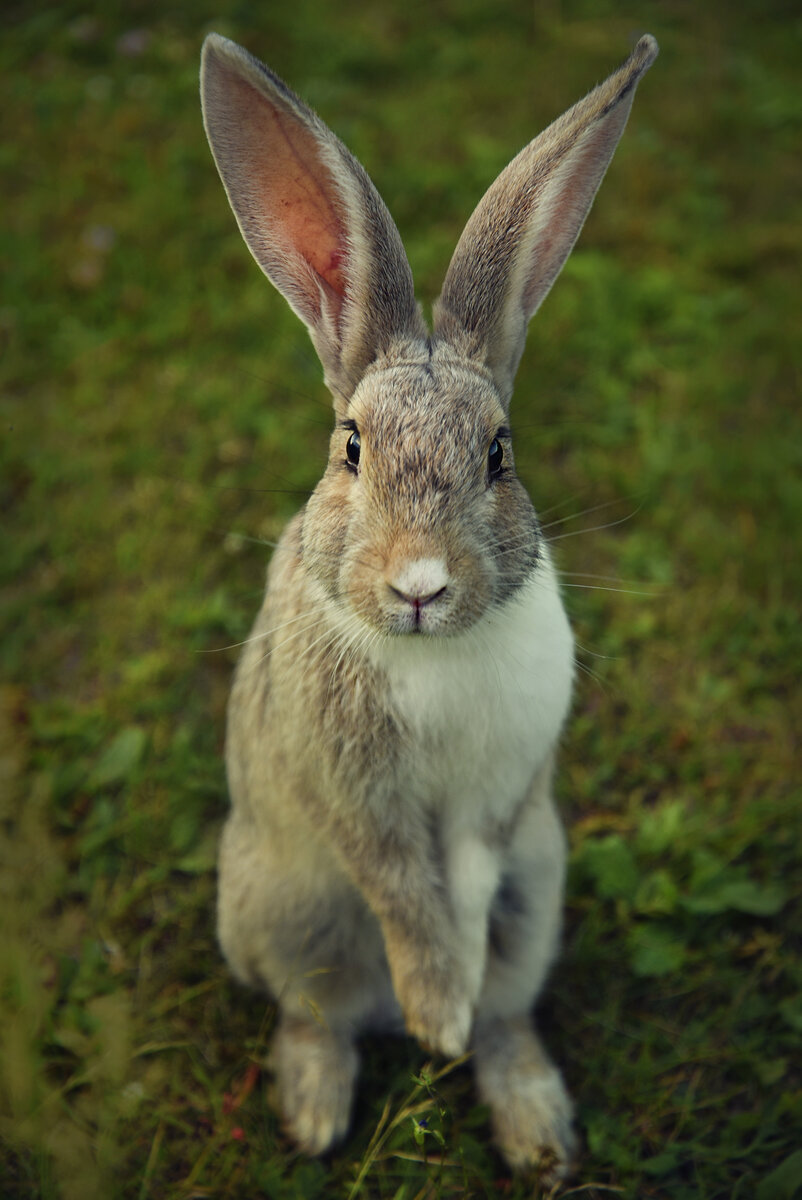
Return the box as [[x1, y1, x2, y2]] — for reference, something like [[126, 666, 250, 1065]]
[[229, 72, 349, 299]]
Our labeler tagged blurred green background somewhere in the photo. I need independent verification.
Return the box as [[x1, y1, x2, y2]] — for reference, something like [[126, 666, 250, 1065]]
[[1, 2, 800, 1197]]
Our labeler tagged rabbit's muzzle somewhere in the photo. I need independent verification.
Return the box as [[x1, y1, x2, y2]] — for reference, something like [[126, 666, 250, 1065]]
[[384, 555, 450, 632]]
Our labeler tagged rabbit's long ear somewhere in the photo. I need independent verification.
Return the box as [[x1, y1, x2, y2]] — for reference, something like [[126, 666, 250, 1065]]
[[433, 35, 658, 406], [201, 35, 425, 408]]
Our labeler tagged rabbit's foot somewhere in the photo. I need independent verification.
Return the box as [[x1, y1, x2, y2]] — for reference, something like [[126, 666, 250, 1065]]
[[396, 969, 474, 1059], [474, 1016, 577, 1179], [272, 1017, 359, 1155]]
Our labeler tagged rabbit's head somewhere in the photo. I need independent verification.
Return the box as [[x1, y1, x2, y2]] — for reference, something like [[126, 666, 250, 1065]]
[[201, 34, 657, 636], [299, 346, 539, 636]]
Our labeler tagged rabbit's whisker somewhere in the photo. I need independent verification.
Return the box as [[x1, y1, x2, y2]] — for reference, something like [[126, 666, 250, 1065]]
[[561, 571, 650, 582], [547, 507, 642, 542], [573, 639, 619, 663], [571, 655, 609, 690], [539, 497, 642, 532], [204, 608, 321, 654], [561, 582, 656, 597], [242, 615, 328, 674], [228, 532, 281, 549]]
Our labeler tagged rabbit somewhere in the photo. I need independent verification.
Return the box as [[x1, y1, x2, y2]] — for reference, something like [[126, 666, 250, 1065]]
[[200, 31, 657, 1177]]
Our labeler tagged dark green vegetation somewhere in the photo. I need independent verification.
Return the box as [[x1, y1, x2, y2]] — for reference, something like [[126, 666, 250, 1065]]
[[2, 2, 800, 1197]]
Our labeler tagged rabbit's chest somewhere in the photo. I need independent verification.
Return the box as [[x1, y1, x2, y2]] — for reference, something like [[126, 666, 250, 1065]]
[[381, 570, 573, 824]]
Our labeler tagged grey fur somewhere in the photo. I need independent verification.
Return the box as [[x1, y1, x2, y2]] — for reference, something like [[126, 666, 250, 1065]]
[[201, 32, 657, 1177]]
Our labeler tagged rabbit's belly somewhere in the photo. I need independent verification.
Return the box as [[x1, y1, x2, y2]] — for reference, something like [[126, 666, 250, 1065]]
[[380, 566, 573, 824]]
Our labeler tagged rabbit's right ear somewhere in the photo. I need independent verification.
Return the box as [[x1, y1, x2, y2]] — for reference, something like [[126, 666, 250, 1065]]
[[201, 35, 425, 409], [433, 35, 658, 406]]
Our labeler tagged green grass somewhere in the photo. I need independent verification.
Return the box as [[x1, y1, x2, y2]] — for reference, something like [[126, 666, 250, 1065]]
[[2, 1, 800, 1197]]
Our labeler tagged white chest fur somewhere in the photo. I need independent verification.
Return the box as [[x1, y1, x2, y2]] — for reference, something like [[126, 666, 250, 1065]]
[[376, 561, 574, 828]]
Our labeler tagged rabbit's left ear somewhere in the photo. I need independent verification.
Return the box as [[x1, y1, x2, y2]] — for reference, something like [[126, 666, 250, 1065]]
[[201, 35, 425, 409], [434, 35, 658, 406]]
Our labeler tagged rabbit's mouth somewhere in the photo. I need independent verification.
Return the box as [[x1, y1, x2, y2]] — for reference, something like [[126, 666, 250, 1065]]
[[386, 585, 448, 635], [370, 580, 486, 638], [336, 533, 503, 637]]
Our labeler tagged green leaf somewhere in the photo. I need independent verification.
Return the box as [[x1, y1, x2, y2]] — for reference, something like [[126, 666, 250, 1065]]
[[628, 924, 687, 977], [756, 1149, 802, 1200], [641, 1149, 681, 1176], [87, 727, 147, 791], [636, 800, 687, 855], [634, 869, 680, 915], [683, 876, 788, 916], [573, 835, 640, 902]]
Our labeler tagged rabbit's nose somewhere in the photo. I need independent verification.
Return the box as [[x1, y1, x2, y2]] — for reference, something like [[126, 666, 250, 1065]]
[[385, 557, 449, 611], [387, 583, 448, 610]]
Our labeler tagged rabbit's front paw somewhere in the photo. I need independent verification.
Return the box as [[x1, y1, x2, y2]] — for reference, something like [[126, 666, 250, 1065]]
[[398, 974, 474, 1059]]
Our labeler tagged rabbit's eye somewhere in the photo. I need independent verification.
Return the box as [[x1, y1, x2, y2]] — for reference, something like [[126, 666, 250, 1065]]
[[345, 430, 361, 471], [488, 437, 504, 479]]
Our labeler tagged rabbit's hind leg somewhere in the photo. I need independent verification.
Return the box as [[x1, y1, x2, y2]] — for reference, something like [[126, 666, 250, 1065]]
[[265, 900, 397, 1155], [271, 1013, 360, 1155], [218, 815, 398, 1153], [473, 1014, 576, 1179], [474, 778, 577, 1176], [218, 814, 394, 1020]]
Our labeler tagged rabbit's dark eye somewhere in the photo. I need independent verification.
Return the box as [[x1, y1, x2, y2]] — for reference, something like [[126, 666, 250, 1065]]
[[488, 437, 504, 479], [345, 430, 361, 471]]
